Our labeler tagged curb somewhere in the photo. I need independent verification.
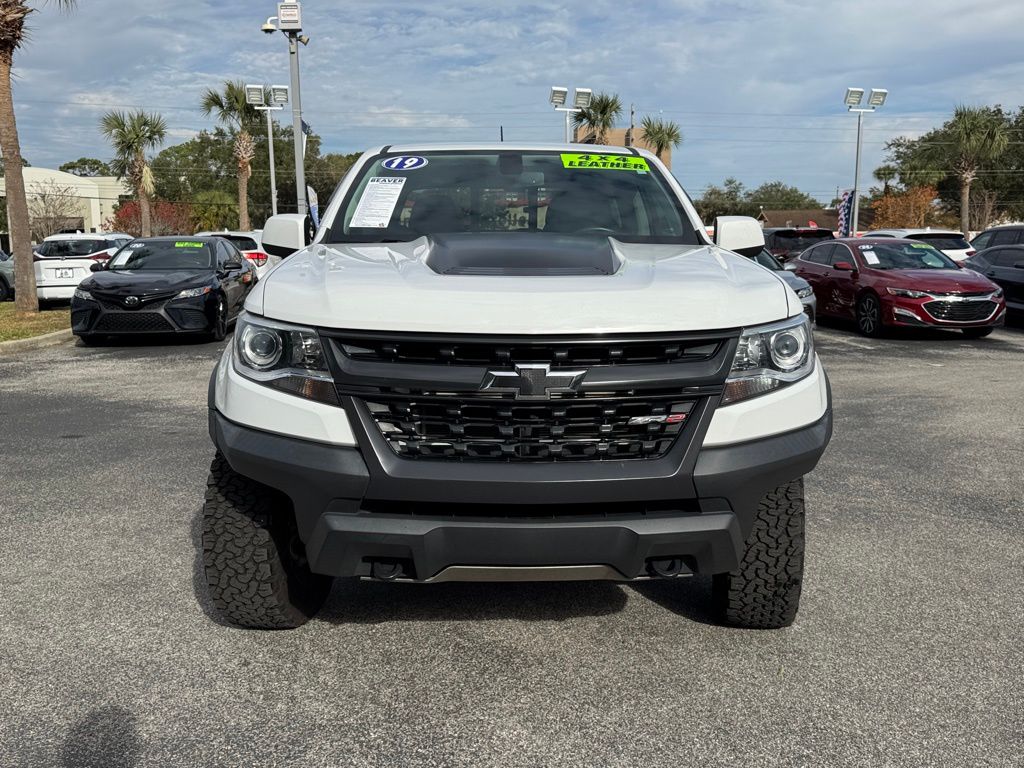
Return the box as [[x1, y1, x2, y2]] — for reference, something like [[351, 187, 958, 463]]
[[0, 328, 75, 356]]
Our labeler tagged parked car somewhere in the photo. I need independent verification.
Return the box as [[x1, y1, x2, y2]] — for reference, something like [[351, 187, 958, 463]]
[[863, 228, 974, 263], [969, 224, 1024, 252], [965, 245, 1024, 315], [763, 227, 835, 262], [792, 238, 1005, 337], [201, 143, 833, 630], [193, 230, 279, 279], [33, 232, 133, 302], [70, 236, 256, 344], [0, 248, 12, 301], [749, 247, 816, 322]]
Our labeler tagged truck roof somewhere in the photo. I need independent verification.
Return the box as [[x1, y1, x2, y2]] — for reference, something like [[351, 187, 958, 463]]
[[367, 142, 658, 158]]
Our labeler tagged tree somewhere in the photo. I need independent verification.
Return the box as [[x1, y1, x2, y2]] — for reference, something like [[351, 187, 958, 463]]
[[190, 189, 238, 232], [201, 80, 262, 231], [745, 181, 820, 210], [639, 116, 682, 161], [105, 199, 190, 237], [945, 106, 1010, 234], [59, 157, 112, 177], [572, 92, 622, 145], [100, 109, 167, 238], [871, 186, 938, 228], [28, 181, 80, 239], [0, 0, 77, 313], [873, 164, 899, 195], [696, 178, 757, 221]]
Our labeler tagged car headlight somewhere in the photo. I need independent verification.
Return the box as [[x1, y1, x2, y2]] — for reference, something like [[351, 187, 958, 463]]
[[796, 286, 814, 299], [722, 314, 815, 405], [233, 314, 338, 405], [993, 288, 1004, 299], [73, 288, 92, 301], [175, 286, 212, 299], [886, 287, 929, 299]]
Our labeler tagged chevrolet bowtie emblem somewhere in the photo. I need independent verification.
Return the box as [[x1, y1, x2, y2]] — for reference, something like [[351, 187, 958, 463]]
[[480, 363, 587, 400]]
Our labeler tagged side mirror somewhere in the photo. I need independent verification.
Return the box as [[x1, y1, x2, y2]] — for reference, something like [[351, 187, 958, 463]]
[[833, 261, 856, 272], [783, 263, 798, 272], [1014, 262, 1024, 269], [261, 214, 312, 258], [713, 216, 765, 257], [89, 262, 105, 272], [223, 261, 243, 272]]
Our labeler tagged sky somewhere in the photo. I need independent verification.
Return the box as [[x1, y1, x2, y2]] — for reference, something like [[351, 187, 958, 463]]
[[12, 0, 1024, 204]]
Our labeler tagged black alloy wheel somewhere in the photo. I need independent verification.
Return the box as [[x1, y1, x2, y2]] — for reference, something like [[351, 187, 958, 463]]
[[857, 293, 882, 337], [211, 296, 228, 342]]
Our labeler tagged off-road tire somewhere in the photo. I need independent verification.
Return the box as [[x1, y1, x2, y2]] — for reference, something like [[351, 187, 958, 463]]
[[962, 327, 993, 339], [712, 479, 805, 629], [202, 453, 332, 629]]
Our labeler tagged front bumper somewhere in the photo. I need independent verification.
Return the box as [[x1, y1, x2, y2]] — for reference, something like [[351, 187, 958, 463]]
[[884, 296, 1006, 328], [72, 293, 216, 335], [208, 373, 833, 581]]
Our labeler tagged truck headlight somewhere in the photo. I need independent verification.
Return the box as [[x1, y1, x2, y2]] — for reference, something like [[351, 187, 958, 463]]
[[233, 313, 338, 405], [723, 314, 815, 405], [796, 286, 814, 299]]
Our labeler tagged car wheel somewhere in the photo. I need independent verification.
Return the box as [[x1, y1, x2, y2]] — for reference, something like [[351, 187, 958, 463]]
[[0, 280, 10, 302], [856, 293, 883, 337], [962, 327, 994, 339], [210, 296, 228, 342], [202, 453, 332, 629], [712, 479, 805, 629]]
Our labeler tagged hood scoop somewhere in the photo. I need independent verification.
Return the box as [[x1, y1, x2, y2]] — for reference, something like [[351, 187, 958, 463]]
[[425, 232, 621, 276]]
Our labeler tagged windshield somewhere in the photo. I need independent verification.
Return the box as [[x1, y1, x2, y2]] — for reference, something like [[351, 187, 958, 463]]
[[907, 233, 971, 251], [858, 242, 958, 270], [220, 235, 259, 251], [327, 151, 698, 244], [108, 240, 214, 271], [752, 249, 783, 270]]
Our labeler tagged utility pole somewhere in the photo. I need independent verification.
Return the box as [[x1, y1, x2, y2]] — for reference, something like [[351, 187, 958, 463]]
[[626, 103, 635, 147]]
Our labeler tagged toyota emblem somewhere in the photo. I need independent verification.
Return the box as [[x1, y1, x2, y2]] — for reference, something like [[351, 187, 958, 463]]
[[124, 296, 140, 307]]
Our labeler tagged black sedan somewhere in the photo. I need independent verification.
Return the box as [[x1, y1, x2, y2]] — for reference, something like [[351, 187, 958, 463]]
[[71, 237, 256, 344], [965, 245, 1024, 314]]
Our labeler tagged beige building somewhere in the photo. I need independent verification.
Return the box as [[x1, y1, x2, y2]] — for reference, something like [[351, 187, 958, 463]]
[[0, 167, 131, 239]]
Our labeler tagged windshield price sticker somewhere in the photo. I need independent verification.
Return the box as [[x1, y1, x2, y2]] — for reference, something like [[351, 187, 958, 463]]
[[863, 251, 880, 264], [175, 241, 205, 248], [350, 177, 407, 228], [561, 153, 650, 172], [910, 243, 932, 249]]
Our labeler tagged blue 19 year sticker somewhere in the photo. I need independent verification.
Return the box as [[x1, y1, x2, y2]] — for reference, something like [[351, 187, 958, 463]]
[[382, 155, 428, 171]]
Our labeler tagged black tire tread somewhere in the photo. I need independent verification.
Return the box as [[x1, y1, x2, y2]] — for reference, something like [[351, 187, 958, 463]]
[[202, 453, 330, 629], [713, 479, 805, 629]]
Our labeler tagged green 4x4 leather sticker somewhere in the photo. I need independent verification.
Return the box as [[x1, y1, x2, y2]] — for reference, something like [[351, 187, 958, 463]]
[[561, 153, 650, 172]]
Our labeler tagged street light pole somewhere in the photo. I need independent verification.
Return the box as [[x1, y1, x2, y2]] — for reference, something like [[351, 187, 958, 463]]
[[287, 33, 306, 214], [550, 87, 593, 145], [247, 83, 289, 219], [844, 87, 888, 236]]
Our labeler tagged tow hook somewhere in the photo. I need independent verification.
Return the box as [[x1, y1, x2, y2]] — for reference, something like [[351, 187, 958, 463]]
[[369, 560, 407, 581]]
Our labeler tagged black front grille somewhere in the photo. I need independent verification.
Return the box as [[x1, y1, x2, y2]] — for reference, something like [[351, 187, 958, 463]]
[[338, 337, 721, 366], [365, 397, 694, 462], [94, 312, 173, 332], [923, 300, 996, 322]]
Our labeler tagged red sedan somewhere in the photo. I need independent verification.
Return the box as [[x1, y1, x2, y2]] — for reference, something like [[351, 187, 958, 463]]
[[791, 238, 1006, 337]]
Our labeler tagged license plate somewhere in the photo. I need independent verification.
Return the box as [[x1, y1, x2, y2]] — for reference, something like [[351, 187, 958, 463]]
[[55, 268, 74, 279]]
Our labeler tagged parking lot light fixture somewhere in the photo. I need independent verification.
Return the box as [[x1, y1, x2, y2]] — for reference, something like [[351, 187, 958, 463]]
[[270, 85, 290, 105], [245, 85, 266, 106], [550, 85, 592, 144], [844, 88, 864, 107], [845, 86, 889, 237]]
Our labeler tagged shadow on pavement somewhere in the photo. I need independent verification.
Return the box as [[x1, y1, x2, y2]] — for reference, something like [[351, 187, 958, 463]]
[[76, 333, 226, 349], [318, 577, 630, 624], [60, 705, 141, 768], [630, 575, 725, 627]]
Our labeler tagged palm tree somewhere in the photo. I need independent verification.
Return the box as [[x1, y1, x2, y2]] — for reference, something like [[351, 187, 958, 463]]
[[100, 110, 167, 237], [873, 164, 898, 195], [639, 116, 683, 162], [0, 0, 77, 313], [201, 81, 262, 231], [572, 92, 623, 145], [946, 106, 1009, 234]]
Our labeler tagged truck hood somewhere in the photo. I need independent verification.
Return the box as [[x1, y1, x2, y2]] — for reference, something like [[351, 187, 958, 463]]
[[249, 238, 796, 334]]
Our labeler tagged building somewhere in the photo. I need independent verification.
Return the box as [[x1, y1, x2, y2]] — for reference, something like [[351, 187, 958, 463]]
[[757, 208, 876, 232], [0, 167, 131, 242], [575, 127, 674, 169]]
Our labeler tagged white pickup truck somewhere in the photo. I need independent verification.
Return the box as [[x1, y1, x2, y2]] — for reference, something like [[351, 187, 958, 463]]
[[202, 144, 832, 630]]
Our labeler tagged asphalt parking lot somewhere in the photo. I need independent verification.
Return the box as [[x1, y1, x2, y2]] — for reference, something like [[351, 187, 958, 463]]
[[1, 323, 1022, 767]]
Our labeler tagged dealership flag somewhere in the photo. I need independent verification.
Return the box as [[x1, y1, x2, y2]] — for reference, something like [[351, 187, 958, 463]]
[[307, 185, 319, 228], [836, 190, 854, 237]]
